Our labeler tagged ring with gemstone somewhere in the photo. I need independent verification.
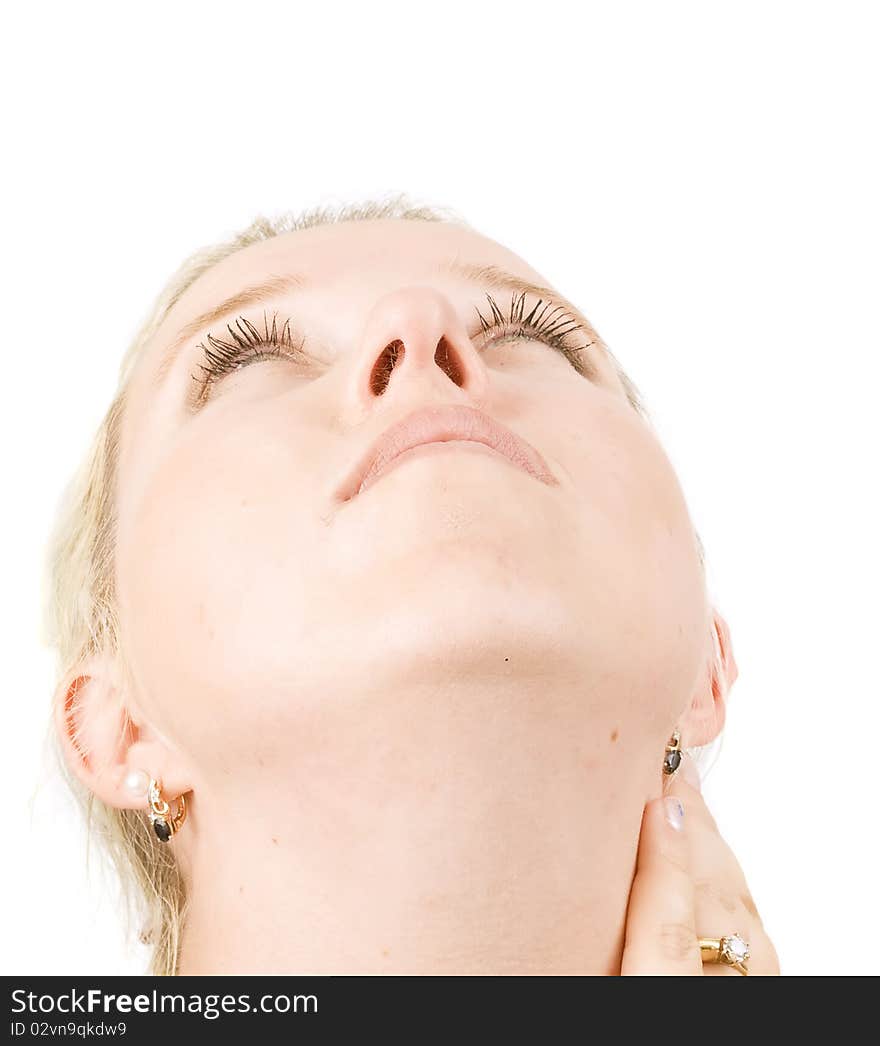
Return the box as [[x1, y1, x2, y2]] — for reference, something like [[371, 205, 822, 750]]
[[698, 933, 750, 975]]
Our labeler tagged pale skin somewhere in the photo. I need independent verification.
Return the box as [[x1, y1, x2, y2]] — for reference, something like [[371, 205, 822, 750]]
[[56, 218, 778, 974]]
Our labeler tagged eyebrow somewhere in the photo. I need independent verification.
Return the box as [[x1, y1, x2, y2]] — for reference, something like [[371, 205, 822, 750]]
[[153, 273, 307, 385], [152, 259, 602, 386]]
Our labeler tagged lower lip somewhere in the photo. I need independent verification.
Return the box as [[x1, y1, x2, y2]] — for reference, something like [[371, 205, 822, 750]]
[[358, 440, 522, 496]]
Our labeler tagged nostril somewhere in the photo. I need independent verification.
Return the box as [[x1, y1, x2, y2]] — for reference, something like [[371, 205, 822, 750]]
[[435, 336, 465, 388], [369, 339, 404, 396]]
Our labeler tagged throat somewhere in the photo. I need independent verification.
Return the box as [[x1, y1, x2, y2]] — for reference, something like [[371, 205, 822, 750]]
[[177, 763, 649, 974]]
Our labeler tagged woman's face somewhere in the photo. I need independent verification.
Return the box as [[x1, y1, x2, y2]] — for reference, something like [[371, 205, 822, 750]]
[[115, 218, 710, 790]]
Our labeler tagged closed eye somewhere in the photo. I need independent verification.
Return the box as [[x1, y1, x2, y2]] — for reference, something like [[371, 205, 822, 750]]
[[471, 290, 599, 379], [190, 312, 310, 408]]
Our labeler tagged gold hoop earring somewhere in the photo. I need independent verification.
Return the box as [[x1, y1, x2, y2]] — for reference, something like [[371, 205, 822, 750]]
[[663, 730, 682, 776], [148, 778, 187, 842]]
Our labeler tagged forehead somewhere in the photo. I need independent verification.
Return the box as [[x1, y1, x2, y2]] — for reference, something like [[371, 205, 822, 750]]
[[148, 218, 552, 361]]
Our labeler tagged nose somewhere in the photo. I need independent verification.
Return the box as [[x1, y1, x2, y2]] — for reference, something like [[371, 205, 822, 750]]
[[345, 285, 490, 406]]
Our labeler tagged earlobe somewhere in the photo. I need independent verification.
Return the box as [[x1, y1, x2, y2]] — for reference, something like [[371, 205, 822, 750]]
[[678, 608, 738, 747], [52, 655, 190, 811]]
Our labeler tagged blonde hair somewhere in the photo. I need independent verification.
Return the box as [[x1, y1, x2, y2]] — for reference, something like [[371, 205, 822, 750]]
[[41, 191, 688, 976]]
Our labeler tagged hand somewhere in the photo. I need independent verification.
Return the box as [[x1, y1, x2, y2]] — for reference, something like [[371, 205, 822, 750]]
[[621, 754, 780, 975]]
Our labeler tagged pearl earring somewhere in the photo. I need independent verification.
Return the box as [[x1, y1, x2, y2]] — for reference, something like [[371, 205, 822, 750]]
[[124, 769, 150, 798]]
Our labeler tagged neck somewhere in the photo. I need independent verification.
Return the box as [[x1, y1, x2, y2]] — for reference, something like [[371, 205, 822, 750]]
[[176, 677, 664, 975]]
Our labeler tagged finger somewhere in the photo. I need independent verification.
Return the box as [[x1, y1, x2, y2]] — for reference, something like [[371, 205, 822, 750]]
[[621, 795, 703, 975], [667, 755, 780, 976], [666, 756, 751, 894]]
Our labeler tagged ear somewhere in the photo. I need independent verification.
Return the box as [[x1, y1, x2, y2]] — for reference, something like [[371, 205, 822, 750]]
[[678, 608, 739, 747], [53, 652, 191, 810]]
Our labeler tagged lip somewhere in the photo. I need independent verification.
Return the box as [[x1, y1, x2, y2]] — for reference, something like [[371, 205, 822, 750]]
[[336, 404, 559, 502]]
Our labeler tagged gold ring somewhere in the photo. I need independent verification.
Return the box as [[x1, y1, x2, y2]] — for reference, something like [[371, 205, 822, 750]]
[[698, 933, 750, 976]]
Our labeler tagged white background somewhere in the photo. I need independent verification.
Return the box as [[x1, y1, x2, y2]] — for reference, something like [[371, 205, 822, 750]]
[[3, 1, 877, 976]]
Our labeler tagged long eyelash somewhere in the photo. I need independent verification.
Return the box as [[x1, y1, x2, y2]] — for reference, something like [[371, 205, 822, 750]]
[[474, 291, 597, 377], [191, 310, 303, 405]]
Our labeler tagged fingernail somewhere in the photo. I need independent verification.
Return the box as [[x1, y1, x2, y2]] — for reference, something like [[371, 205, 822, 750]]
[[681, 753, 702, 791], [664, 796, 685, 831]]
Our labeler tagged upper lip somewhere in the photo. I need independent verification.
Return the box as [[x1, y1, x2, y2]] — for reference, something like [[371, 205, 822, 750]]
[[336, 404, 559, 502]]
